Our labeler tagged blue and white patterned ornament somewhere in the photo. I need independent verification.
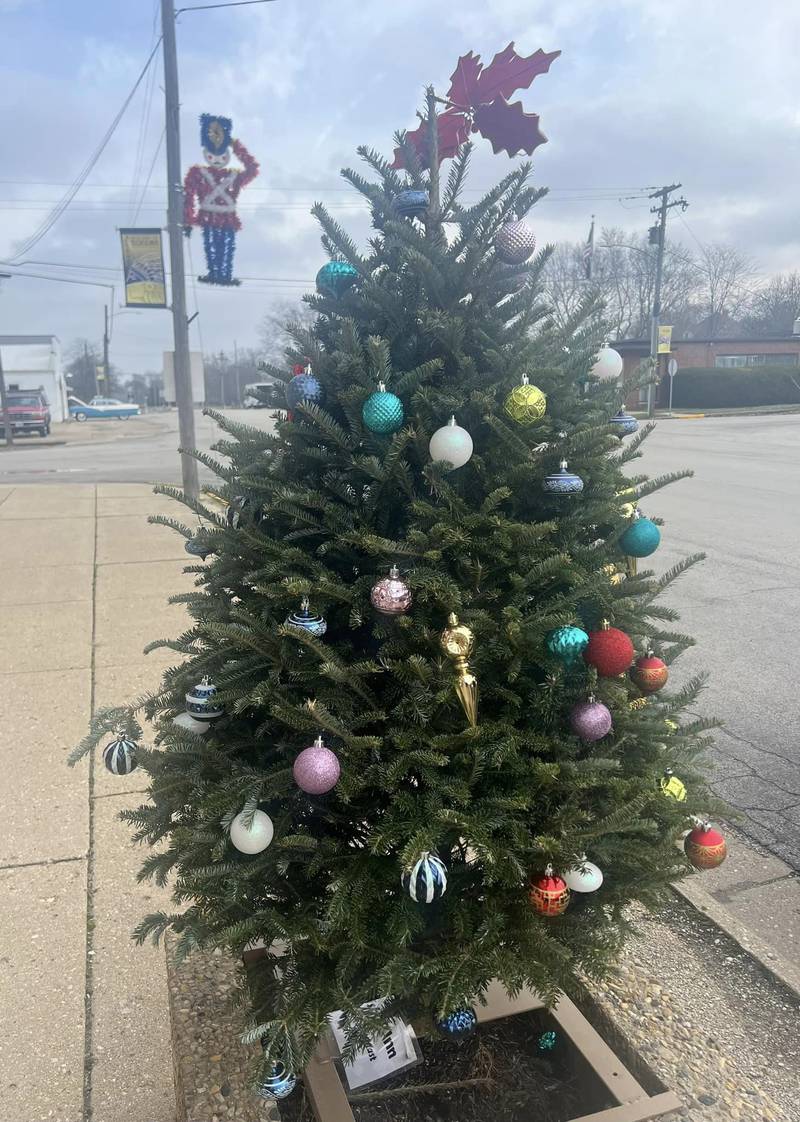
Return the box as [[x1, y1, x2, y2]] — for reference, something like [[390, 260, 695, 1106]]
[[286, 364, 324, 412], [185, 676, 223, 723], [103, 735, 138, 775], [284, 597, 327, 638], [226, 495, 264, 529], [547, 625, 589, 664], [610, 408, 639, 437], [362, 382, 404, 434], [619, 510, 661, 558], [401, 851, 448, 904], [255, 1062, 298, 1101], [184, 534, 210, 560], [542, 460, 584, 495], [436, 1007, 477, 1040], [395, 188, 429, 220], [316, 260, 358, 298]]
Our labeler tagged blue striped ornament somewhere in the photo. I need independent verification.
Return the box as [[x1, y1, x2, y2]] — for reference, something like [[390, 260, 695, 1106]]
[[284, 597, 327, 638], [542, 460, 584, 495], [185, 677, 223, 723], [401, 851, 448, 904], [609, 408, 639, 437], [103, 737, 138, 775], [256, 1062, 298, 1101], [395, 188, 429, 220]]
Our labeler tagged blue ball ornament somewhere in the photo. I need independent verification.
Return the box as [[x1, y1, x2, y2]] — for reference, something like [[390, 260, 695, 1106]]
[[256, 1062, 298, 1101], [401, 851, 448, 904], [542, 460, 584, 495], [619, 513, 661, 558], [285, 597, 327, 638], [547, 625, 589, 664], [316, 260, 358, 298], [610, 408, 639, 437], [286, 369, 324, 411], [362, 383, 404, 434], [436, 1007, 477, 1040], [395, 188, 429, 220], [185, 676, 224, 723]]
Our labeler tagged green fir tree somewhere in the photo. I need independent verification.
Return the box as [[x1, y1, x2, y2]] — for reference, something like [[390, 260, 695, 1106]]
[[71, 92, 720, 1079]]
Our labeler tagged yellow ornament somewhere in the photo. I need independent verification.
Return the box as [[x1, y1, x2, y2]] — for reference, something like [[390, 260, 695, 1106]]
[[504, 374, 546, 424], [617, 486, 639, 521], [440, 612, 478, 728], [660, 770, 687, 802], [602, 563, 626, 587], [628, 696, 648, 711]]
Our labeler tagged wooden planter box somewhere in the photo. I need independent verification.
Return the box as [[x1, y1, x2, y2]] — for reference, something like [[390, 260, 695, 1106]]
[[300, 980, 680, 1122]]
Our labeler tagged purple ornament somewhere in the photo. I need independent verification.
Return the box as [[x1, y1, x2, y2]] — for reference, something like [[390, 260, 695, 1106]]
[[570, 698, 612, 742], [293, 735, 340, 794], [370, 564, 412, 616]]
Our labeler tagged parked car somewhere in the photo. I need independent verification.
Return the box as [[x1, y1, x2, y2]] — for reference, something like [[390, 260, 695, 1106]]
[[242, 381, 284, 408], [0, 389, 51, 437], [69, 396, 141, 421]]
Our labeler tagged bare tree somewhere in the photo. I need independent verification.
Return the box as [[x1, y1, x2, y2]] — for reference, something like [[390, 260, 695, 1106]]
[[259, 298, 315, 368], [691, 244, 758, 338], [741, 271, 800, 336]]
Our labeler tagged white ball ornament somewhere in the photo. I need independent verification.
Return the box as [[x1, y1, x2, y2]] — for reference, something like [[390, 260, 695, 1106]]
[[172, 712, 209, 736], [429, 415, 473, 470], [563, 855, 604, 893], [230, 809, 275, 854], [590, 346, 623, 382]]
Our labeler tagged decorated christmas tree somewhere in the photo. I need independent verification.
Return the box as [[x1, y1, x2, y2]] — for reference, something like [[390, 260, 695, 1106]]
[[71, 46, 724, 1094]]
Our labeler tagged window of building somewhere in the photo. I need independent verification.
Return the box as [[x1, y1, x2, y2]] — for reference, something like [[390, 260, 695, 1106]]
[[715, 353, 800, 368]]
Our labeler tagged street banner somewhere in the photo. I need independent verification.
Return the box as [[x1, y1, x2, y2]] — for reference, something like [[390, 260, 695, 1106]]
[[657, 324, 673, 354], [120, 228, 167, 308]]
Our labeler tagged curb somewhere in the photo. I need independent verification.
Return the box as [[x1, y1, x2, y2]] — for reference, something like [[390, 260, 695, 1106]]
[[671, 877, 800, 1001]]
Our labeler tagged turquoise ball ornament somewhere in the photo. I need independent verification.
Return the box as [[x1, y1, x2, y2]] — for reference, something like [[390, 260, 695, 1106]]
[[316, 260, 358, 298], [547, 625, 589, 665], [362, 382, 404, 434], [620, 511, 661, 558]]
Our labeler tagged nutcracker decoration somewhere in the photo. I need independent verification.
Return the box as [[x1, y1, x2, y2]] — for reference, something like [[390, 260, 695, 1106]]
[[183, 114, 259, 286]]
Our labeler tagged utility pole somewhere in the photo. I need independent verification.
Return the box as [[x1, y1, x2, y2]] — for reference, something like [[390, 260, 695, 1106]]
[[103, 304, 110, 396], [0, 272, 13, 446], [161, 0, 199, 498], [647, 183, 688, 416]]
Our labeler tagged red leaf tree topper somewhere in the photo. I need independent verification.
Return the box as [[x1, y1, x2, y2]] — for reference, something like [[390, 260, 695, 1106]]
[[392, 43, 560, 169]]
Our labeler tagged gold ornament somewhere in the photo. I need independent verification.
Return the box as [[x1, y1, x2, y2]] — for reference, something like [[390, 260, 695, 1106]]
[[628, 696, 648, 711], [602, 563, 626, 587], [617, 486, 639, 521], [504, 374, 546, 424], [660, 770, 687, 802], [440, 612, 478, 728]]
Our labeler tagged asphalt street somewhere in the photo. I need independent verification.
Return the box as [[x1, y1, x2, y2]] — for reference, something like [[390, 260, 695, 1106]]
[[2, 409, 799, 867]]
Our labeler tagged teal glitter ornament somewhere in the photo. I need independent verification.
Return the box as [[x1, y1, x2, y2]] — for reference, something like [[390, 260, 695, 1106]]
[[362, 382, 404, 434], [547, 625, 589, 664], [537, 1029, 559, 1053], [316, 260, 358, 298], [619, 510, 661, 558]]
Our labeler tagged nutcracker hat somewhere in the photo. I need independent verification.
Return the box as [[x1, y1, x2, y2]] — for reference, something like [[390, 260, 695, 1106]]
[[200, 113, 232, 155]]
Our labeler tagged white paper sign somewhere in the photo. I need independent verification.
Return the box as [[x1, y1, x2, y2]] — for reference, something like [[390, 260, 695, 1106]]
[[327, 1001, 420, 1091]]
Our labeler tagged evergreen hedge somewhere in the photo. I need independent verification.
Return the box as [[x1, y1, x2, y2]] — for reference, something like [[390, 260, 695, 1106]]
[[671, 365, 800, 408]]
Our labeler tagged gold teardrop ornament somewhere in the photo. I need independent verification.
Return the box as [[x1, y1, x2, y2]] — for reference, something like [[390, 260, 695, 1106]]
[[440, 613, 478, 728]]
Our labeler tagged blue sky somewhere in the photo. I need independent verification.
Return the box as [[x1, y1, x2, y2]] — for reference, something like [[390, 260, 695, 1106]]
[[0, 0, 797, 374]]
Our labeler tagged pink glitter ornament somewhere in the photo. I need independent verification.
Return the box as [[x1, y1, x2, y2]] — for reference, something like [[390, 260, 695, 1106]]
[[370, 564, 412, 616], [293, 735, 341, 794], [569, 697, 612, 742]]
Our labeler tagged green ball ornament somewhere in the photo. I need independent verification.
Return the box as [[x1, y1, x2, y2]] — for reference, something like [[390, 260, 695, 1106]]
[[315, 260, 358, 298], [547, 625, 589, 664], [362, 382, 404, 434], [620, 511, 661, 558], [504, 373, 546, 424]]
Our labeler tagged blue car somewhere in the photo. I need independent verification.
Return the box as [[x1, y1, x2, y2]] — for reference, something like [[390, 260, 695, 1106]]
[[69, 396, 141, 421]]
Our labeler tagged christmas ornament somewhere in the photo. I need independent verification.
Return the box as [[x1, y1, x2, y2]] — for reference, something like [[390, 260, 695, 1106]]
[[401, 851, 448, 903], [504, 374, 546, 424], [436, 1007, 477, 1039], [370, 565, 412, 615], [362, 383, 404, 434], [293, 735, 340, 795], [172, 712, 209, 736], [183, 115, 259, 286], [590, 346, 623, 382], [631, 651, 668, 694], [284, 597, 327, 638], [628, 697, 648, 711], [256, 1063, 298, 1101], [439, 612, 478, 728], [684, 823, 727, 869], [537, 1030, 559, 1053], [226, 495, 264, 529], [583, 621, 634, 677], [602, 563, 626, 587], [564, 856, 604, 893], [230, 809, 274, 854], [395, 188, 429, 219], [620, 511, 661, 558], [660, 769, 687, 802], [429, 415, 473, 469], [315, 260, 358, 297], [392, 43, 561, 168], [610, 407, 639, 437], [184, 534, 210, 560], [102, 734, 138, 776], [529, 866, 570, 916], [546, 625, 589, 665], [495, 216, 536, 265], [542, 460, 584, 495], [286, 365, 324, 412], [185, 676, 223, 723], [570, 697, 612, 742]]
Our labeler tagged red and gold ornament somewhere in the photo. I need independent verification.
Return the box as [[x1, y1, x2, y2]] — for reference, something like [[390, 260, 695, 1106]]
[[631, 650, 669, 694], [684, 823, 727, 870], [529, 865, 570, 916], [583, 620, 634, 677]]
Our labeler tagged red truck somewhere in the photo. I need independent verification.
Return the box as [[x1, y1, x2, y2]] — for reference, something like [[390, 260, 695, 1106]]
[[0, 389, 51, 437]]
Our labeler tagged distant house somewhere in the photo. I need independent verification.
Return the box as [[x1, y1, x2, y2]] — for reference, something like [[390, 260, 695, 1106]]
[[614, 335, 800, 409], [0, 335, 68, 422]]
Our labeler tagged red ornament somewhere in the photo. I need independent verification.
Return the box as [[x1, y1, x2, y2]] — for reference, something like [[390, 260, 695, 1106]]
[[631, 652, 669, 694], [529, 868, 570, 916], [684, 824, 727, 870], [583, 621, 634, 678]]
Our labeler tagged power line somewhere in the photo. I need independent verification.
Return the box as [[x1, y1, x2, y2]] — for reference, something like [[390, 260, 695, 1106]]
[[132, 126, 166, 224]]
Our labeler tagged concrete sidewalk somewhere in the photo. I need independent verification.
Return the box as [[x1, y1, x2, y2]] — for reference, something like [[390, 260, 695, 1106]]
[[0, 482, 192, 1122]]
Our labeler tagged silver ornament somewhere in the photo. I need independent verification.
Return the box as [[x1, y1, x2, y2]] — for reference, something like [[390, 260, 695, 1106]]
[[495, 218, 536, 265]]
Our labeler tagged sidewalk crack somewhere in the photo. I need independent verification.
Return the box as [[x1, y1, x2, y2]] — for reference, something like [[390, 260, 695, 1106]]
[[81, 482, 98, 1122]]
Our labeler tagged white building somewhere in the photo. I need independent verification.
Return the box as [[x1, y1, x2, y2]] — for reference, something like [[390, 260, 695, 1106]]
[[0, 335, 68, 422]]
